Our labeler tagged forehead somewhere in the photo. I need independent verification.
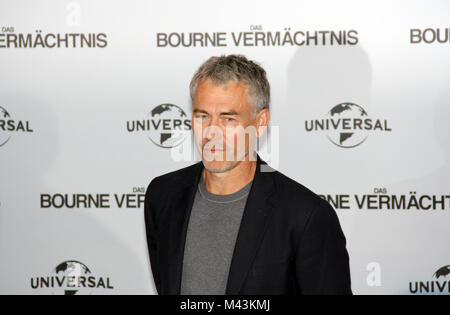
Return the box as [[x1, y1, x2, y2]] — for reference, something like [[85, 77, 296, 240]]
[[193, 78, 252, 112]]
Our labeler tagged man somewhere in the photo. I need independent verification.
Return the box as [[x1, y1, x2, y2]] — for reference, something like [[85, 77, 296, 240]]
[[144, 54, 352, 295]]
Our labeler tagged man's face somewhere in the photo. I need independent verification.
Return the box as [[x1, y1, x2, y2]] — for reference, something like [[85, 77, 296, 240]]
[[192, 78, 262, 173]]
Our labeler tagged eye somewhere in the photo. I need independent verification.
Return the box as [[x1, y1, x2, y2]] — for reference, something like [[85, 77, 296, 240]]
[[225, 117, 235, 122]]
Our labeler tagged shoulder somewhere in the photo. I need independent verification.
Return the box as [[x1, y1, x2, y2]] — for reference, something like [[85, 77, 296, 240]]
[[267, 167, 336, 222], [266, 168, 343, 245], [145, 161, 202, 197], [270, 168, 323, 206]]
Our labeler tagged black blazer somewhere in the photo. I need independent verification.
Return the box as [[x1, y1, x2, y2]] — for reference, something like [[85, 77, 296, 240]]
[[144, 154, 352, 295]]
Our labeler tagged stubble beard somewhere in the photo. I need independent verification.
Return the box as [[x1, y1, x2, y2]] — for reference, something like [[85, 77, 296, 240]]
[[202, 150, 250, 173]]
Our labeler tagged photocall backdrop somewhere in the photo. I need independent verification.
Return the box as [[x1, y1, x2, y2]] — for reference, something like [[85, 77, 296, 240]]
[[0, 0, 449, 295]]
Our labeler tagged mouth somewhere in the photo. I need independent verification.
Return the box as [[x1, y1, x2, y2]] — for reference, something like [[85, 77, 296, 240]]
[[208, 148, 224, 153], [202, 145, 225, 153]]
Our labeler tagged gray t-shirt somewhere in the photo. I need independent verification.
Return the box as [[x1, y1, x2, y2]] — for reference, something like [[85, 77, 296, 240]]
[[180, 174, 253, 295]]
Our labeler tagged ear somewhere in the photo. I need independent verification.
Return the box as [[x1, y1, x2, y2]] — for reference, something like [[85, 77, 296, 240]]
[[255, 108, 270, 138]]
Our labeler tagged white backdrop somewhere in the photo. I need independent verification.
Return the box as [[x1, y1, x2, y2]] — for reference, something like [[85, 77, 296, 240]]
[[0, 0, 449, 295]]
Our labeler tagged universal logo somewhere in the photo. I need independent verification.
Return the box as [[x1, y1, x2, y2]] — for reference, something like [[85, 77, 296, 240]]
[[304, 102, 392, 148], [127, 103, 192, 148], [30, 260, 114, 295], [409, 265, 450, 294], [0, 106, 33, 147]]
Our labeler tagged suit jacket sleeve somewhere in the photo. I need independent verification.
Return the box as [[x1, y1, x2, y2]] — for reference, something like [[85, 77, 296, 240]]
[[295, 198, 352, 294], [144, 178, 161, 294]]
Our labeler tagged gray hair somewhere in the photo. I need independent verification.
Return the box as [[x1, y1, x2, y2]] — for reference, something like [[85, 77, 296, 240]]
[[189, 54, 270, 116]]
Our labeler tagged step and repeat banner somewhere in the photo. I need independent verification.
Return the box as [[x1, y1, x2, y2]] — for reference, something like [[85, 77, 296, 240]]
[[0, 0, 449, 295]]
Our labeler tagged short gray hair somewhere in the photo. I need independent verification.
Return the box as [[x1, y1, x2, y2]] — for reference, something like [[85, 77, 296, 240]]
[[189, 54, 270, 116]]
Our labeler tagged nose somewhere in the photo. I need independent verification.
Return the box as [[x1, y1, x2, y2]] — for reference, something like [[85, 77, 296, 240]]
[[204, 126, 216, 141], [203, 117, 221, 141]]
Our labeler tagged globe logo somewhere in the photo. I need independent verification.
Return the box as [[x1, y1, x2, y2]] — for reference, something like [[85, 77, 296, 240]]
[[147, 103, 191, 148], [54, 260, 92, 295], [433, 265, 450, 279], [0, 106, 12, 147], [326, 102, 369, 148]]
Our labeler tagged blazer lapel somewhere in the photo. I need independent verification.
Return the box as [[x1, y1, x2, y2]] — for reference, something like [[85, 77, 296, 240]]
[[225, 155, 277, 294], [165, 161, 203, 295]]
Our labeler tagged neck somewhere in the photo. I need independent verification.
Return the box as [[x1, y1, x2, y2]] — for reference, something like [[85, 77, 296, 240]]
[[202, 154, 257, 195]]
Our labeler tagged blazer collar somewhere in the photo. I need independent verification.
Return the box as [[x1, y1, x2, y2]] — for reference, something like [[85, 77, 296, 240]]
[[165, 153, 277, 295]]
